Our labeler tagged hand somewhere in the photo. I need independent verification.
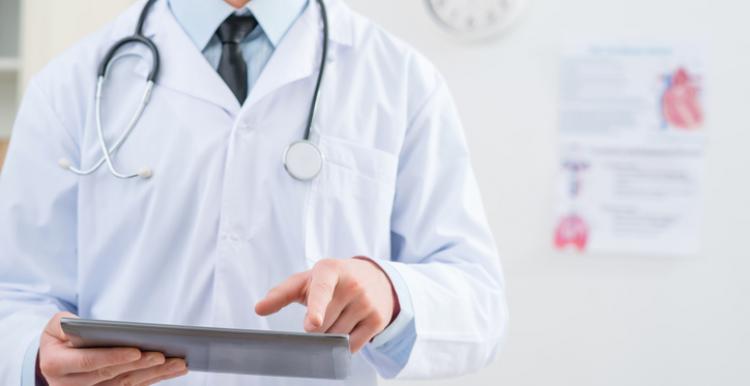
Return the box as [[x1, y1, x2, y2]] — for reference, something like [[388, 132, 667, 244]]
[[255, 257, 400, 353], [39, 312, 188, 386]]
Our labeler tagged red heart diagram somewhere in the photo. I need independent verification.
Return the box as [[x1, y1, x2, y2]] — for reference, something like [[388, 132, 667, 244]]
[[662, 67, 703, 130]]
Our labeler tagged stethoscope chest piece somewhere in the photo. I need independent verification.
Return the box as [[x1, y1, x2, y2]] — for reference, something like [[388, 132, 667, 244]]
[[284, 140, 323, 181]]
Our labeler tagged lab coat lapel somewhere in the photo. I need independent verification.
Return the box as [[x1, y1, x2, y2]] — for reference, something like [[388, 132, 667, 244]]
[[136, 0, 241, 115], [246, 0, 355, 108], [245, 1, 327, 108]]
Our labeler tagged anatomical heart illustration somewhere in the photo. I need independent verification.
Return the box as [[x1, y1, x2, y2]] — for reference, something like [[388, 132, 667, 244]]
[[661, 67, 704, 130]]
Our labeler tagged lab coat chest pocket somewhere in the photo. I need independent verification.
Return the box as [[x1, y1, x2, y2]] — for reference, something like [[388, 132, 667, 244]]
[[305, 136, 398, 266]]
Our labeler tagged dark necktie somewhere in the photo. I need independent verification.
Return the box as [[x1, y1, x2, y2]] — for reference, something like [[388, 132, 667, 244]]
[[216, 14, 258, 103]]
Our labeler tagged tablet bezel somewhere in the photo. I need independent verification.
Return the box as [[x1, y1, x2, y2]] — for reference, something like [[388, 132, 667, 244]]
[[60, 318, 351, 380]]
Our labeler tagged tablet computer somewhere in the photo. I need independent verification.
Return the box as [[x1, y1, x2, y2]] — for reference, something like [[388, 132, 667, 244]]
[[60, 318, 351, 380]]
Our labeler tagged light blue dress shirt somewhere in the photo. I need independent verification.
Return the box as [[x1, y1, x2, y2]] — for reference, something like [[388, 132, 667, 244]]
[[21, 0, 415, 383], [168, 0, 305, 94]]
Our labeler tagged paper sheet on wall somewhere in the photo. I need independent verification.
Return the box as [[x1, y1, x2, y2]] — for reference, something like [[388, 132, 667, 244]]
[[554, 43, 705, 256]]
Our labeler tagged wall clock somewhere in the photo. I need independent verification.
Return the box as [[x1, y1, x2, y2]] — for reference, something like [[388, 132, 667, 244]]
[[425, 0, 528, 41]]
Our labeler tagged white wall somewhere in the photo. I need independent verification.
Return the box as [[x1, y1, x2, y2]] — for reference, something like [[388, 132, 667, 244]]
[[18, 1, 750, 385], [0, 0, 21, 137], [19, 0, 135, 87], [349, 1, 750, 386]]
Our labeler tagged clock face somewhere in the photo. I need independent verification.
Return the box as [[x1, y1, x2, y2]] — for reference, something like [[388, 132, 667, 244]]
[[426, 0, 527, 40]]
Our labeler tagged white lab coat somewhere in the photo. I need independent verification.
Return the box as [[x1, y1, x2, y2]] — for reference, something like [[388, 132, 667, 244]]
[[0, 0, 507, 384]]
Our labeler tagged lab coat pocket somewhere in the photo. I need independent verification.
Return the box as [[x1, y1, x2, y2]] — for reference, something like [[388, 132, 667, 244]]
[[304, 135, 398, 267]]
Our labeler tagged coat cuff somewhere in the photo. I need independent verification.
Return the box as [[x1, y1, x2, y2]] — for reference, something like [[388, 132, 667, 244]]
[[358, 258, 416, 378], [368, 259, 414, 347], [21, 335, 40, 386]]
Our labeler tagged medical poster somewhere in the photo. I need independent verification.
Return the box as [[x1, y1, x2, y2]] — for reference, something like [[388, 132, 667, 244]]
[[554, 42, 706, 256]]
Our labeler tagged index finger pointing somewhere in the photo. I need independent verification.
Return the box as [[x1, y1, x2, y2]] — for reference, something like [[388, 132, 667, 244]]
[[305, 261, 340, 331], [255, 272, 309, 316]]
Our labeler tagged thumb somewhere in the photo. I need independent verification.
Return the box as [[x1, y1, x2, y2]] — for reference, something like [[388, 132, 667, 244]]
[[44, 312, 78, 341]]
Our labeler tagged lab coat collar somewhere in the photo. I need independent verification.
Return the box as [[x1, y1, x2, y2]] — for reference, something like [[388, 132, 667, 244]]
[[135, 0, 242, 115], [244, 0, 353, 108], [319, 0, 354, 47], [128, 0, 353, 114], [167, 0, 309, 50]]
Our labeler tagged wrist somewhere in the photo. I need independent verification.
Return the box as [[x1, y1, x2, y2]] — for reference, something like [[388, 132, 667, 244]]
[[35, 350, 48, 386], [352, 256, 401, 324]]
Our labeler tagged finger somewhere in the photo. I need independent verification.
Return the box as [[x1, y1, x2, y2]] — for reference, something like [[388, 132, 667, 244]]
[[95, 352, 166, 382], [316, 295, 350, 333], [348, 317, 381, 353], [305, 261, 340, 331], [326, 304, 370, 335], [138, 368, 189, 386], [317, 278, 364, 333], [44, 312, 78, 340], [255, 272, 309, 316], [54, 346, 141, 374], [100, 358, 187, 386], [61, 352, 164, 384]]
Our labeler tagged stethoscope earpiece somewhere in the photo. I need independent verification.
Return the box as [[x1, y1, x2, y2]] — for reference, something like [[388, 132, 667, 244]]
[[58, 158, 73, 169], [138, 168, 154, 179], [59, 157, 153, 180]]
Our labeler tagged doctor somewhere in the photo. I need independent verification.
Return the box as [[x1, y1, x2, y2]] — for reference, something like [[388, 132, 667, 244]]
[[0, 0, 507, 385]]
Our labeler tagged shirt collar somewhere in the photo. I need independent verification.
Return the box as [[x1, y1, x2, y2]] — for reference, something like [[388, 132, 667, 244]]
[[167, 0, 309, 50]]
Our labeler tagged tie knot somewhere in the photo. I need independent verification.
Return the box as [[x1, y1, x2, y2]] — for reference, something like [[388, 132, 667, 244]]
[[216, 14, 258, 45]]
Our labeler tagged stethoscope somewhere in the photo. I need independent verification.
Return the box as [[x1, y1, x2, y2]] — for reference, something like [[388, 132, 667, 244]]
[[60, 0, 329, 181]]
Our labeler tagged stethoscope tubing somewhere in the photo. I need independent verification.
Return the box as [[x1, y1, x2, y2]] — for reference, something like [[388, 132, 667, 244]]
[[60, 54, 155, 178], [92, 77, 154, 179], [304, 0, 329, 141], [61, 0, 328, 181]]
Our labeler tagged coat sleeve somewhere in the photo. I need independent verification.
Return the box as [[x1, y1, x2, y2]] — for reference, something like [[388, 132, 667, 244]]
[[375, 72, 509, 379], [0, 77, 79, 383]]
